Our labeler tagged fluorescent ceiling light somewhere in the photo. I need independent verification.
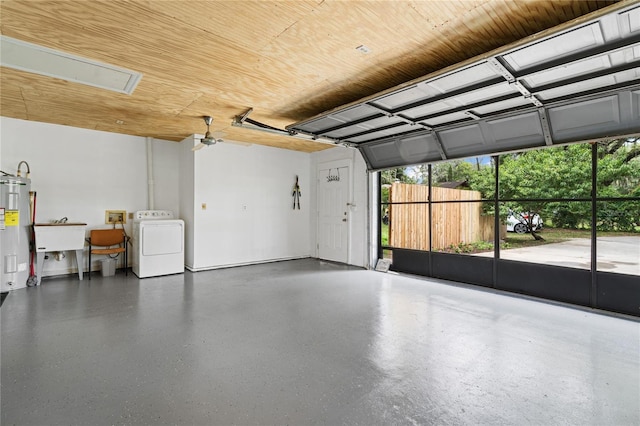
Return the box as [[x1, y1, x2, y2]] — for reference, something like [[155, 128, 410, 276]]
[[0, 35, 142, 94]]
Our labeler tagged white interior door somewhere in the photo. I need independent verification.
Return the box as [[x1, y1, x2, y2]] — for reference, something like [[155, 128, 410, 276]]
[[317, 165, 349, 263]]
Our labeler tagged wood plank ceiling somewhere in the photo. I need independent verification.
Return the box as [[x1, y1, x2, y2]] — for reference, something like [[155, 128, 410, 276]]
[[0, 0, 621, 152]]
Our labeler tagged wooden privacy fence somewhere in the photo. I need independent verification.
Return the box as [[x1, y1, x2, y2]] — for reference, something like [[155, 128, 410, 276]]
[[388, 183, 501, 250]]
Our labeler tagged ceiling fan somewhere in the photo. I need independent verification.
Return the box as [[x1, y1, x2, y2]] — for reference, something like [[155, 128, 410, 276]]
[[192, 116, 224, 151]]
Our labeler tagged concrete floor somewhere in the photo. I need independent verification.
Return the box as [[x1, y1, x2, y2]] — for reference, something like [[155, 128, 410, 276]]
[[475, 236, 640, 274], [1, 259, 638, 425]]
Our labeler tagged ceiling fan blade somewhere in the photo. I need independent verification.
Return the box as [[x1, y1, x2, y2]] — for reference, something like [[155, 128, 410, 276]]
[[192, 143, 206, 151]]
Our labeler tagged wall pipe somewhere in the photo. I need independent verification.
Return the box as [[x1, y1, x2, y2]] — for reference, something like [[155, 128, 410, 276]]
[[146, 137, 155, 210]]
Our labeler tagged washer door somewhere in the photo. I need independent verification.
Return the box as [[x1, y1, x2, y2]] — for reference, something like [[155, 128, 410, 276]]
[[141, 223, 183, 256]]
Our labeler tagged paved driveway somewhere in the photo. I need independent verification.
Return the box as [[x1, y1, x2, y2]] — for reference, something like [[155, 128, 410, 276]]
[[477, 236, 640, 275]]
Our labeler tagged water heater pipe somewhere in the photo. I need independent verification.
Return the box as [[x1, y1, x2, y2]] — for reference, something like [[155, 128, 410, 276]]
[[16, 161, 31, 178], [146, 137, 155, 210]]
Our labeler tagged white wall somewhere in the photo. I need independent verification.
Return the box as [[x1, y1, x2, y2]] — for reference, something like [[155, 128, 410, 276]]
[[150, 138, 181, 215], [310, 146, 370, 268], [179, 135, 196, 268], [181, 136, 311, 270], [0, 117, 180, 276], [1, 116, 367, 279]]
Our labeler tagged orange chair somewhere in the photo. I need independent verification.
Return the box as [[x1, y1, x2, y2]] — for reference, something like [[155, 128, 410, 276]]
[[87, 229, 128, 279]]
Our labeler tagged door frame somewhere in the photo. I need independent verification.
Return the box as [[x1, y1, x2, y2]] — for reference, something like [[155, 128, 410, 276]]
[[316, 158, 353, 264]]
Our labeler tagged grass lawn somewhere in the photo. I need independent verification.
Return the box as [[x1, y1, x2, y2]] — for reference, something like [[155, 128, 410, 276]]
[[504, 227, 639, 250], [381, 223, 389, 246], [382, 224, 637, 255], [504, 227, 581, 249]]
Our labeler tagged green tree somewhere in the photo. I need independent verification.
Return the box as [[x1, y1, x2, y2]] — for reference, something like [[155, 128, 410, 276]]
[[380, 168, 416, 185], [595, 139, 640, 231], [431, 160, 475, 184], [468, 139, 640, 236]]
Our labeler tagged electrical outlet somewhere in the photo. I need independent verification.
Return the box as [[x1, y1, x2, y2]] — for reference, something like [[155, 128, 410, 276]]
[[105, 210, 126, 224]]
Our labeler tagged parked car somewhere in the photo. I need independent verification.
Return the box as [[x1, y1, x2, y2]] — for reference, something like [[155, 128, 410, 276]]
[[506, 210, 543, 234]]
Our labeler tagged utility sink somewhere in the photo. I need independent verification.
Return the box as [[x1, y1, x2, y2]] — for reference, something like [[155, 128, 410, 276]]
[[34, 223, 87, 284], [34, 223, 87, 252]]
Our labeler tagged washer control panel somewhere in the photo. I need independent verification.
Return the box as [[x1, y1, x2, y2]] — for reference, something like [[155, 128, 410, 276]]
[[134, 210, 175, 220]]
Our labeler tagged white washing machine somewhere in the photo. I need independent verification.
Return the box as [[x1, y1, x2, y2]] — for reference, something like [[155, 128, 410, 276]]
[[132, 210, 184, 278]]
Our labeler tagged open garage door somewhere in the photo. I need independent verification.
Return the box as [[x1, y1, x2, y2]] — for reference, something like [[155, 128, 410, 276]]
[[287, 3, 640, 171]]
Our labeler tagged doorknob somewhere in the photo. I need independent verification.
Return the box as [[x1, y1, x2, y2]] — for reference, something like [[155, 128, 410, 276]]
[[342, 218, 347, 222]]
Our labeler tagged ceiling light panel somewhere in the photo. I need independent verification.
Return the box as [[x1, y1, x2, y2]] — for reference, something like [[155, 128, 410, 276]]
[[0, 36, 142, 95]]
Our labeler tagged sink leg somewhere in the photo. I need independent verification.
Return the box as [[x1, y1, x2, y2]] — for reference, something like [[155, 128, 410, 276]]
[[75, 250, 84, 280], [36, 252, 45, 286]]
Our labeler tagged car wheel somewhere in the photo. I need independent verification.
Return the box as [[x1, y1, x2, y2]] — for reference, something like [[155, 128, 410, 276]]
[[514, 223, 528, 234]]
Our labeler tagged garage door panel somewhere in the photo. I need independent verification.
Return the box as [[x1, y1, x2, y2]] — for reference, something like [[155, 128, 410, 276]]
[[486, 112, 546, 148], [287, 3, 640, 170], [549, 96, 621, 141], [347, 123, 416, 143], [360, 134, 442, 169], [524, 56, 611, 88], [373, 83, 438, 110], [472, 97, 531, 116], [621, 6, 640, 34], [428, 62, 501, 93], [324, 115, 403, 139], [438, 124, 486, 156], [502, 23, 605, 72], [397, 133, 442, 162]]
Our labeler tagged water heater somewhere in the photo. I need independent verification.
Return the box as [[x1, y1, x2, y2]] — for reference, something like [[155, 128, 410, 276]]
[[1, 176, 31, 292]]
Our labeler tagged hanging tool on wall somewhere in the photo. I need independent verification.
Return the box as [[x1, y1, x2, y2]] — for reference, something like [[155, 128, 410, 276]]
[[292, 175, 301, 210]]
